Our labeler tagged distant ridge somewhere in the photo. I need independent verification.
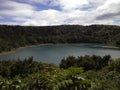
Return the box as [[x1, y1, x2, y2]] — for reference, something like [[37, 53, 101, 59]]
[[0, 24, 120, 52]]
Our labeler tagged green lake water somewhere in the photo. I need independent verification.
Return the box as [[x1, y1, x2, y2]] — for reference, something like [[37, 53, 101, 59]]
[[0, 43, 120, 64]]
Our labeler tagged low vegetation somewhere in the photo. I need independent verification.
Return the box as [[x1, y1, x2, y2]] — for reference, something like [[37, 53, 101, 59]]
[[0, 24, 120, 89], [0, 55, 120, 90]]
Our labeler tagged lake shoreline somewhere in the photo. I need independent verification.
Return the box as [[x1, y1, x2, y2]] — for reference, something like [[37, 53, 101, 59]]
[[0, 44, 50, 55], [0, 43, 118, 56], [0, 43, 120, 64]]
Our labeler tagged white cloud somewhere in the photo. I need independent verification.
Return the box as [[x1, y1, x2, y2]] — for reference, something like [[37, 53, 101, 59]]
[[23, 9, 96, 26], [23, 9, 66, 26], [58, 0, 89, 11], [22, 0, 96, 26], [0, 0, 120, 26], [95, 0, 120, 21], [13, 17, 31, 22], [97, 0, 120, 13], [0, 0, 35, 17]]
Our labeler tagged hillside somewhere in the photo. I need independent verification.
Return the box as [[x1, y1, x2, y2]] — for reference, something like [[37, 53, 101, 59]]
[[0, 25, 120, 52]]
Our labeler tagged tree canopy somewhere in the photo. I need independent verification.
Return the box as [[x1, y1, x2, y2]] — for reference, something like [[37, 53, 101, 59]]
[[0, 25, 120, 52]]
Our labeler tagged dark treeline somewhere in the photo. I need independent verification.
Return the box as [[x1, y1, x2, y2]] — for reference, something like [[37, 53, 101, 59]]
[[0, 24, 120, 52], [0, 55, 120, 90], [60, 55, 111, 71]]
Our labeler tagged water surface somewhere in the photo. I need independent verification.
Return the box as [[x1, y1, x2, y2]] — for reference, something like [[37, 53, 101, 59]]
[[0, 43, 120, 64]]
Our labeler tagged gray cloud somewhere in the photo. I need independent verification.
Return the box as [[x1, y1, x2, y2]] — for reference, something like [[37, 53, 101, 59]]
[[0, 0, 120, 26], [96, 12, 120, 20]]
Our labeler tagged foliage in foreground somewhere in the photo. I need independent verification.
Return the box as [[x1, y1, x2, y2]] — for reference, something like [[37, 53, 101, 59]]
[[0, 55, 120, 90], [0, 57, 91, 90], [60, 55, 111, 71]]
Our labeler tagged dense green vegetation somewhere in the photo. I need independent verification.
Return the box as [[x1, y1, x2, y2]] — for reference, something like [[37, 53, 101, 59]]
[[0, 55, 120, 90], [60, 55, 111, 71], [0, 24, 120, 89], [0, 56, 91, 90], [0, 25, 120, 52]]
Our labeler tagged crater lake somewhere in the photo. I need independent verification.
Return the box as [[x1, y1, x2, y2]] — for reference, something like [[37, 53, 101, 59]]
[[0, 43, 120, 64]]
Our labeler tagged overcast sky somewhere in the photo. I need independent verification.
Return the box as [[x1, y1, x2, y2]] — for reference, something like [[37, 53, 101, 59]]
[[0, 0, 120, 26]]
